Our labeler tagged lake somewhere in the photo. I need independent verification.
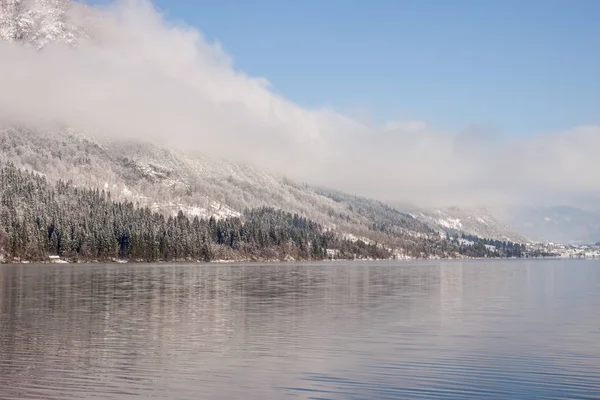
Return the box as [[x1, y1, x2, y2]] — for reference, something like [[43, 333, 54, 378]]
[[1, 260, 599, 399]]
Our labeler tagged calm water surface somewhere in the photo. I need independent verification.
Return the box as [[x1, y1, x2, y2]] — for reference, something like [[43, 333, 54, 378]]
[[1, 260, 599, 399]]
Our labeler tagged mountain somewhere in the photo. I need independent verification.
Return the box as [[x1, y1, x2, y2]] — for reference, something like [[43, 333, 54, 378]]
[[0, 127, 537, 261], [0, 121, 535, 249], [0, 125, 450, 258], [495, 205, 600, 245], [404, 206, 527, 243], [0, 159, 400, 262], [0, 0, 538, 261]]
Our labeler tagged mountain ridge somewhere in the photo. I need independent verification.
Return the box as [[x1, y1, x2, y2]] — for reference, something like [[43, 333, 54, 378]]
[[0, 0, 542, 253], [406, 206, 526, 243], [0, 158, 540, 263], [0, 125, 436, 250]]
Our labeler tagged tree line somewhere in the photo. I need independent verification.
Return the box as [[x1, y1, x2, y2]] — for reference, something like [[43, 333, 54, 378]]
[[0, 161, 548, 263], [0, 162, 390, 262]]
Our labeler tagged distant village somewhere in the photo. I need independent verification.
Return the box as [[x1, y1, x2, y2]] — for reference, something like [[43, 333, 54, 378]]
[[528, 242, 600, 259]]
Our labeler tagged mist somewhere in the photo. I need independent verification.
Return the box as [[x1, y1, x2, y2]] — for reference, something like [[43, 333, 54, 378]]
[[0, 0, 598, 208]]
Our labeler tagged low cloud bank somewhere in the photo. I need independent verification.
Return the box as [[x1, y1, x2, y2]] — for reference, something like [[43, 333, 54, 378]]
[[0, 0, 597, 208]]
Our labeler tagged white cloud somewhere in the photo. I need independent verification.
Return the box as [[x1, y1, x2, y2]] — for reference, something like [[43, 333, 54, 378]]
[[0, 0, 597, 208]]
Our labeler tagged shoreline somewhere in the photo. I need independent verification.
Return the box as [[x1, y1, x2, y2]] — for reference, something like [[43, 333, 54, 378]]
[[0, 255, 565, 266]]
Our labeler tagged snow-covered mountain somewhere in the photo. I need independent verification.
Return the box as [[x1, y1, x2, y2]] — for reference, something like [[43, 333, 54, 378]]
[[0, 125, 445, 253], [405, 206, 526, 243], [0, 0, 535, 251]]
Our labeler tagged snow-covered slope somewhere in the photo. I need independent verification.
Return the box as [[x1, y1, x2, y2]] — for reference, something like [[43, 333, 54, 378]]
[[0, 0, 534, 250], [400, 206, 527, 243], [0, 0, 446, 250], [0, 0, 88, 49], [0, 125, 440, 249]]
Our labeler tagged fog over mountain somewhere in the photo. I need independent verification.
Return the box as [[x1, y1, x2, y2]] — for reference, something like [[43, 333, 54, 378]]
[[0, 0, 600, 250], [1, 0, 598, 210]]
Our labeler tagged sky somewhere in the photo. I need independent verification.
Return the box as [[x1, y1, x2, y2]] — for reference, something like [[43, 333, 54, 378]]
[[1, 0, 600, 208], [96, 0, 600, 136]]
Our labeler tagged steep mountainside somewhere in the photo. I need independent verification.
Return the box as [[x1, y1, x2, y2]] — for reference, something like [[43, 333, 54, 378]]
[[406, 206, 527, 243], [0, 0, 535, 253], [0, 161, 396, 262], [0, 126, 445, 255], [0, 160, 536, 262]]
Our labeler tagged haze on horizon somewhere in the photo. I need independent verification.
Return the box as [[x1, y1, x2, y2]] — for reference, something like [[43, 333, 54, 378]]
[[0, 0, 598, 209]]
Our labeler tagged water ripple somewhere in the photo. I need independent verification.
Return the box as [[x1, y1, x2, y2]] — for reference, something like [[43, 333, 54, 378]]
[[1, 260, 599, 399]]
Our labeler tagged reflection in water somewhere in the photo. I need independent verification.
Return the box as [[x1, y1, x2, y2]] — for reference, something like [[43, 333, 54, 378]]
[[0, 260, 599, 399]]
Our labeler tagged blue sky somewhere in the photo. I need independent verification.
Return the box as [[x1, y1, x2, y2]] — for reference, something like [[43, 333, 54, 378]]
[[90, 0, 600, 137]]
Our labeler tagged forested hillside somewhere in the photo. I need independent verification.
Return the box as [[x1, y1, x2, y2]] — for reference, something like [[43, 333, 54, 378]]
[[0, 162, 543, 262], [0, 161, 396, 262], [0, 126, 442, 250], [0, 0, 543, 256], [0, 0, 528, 249]]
